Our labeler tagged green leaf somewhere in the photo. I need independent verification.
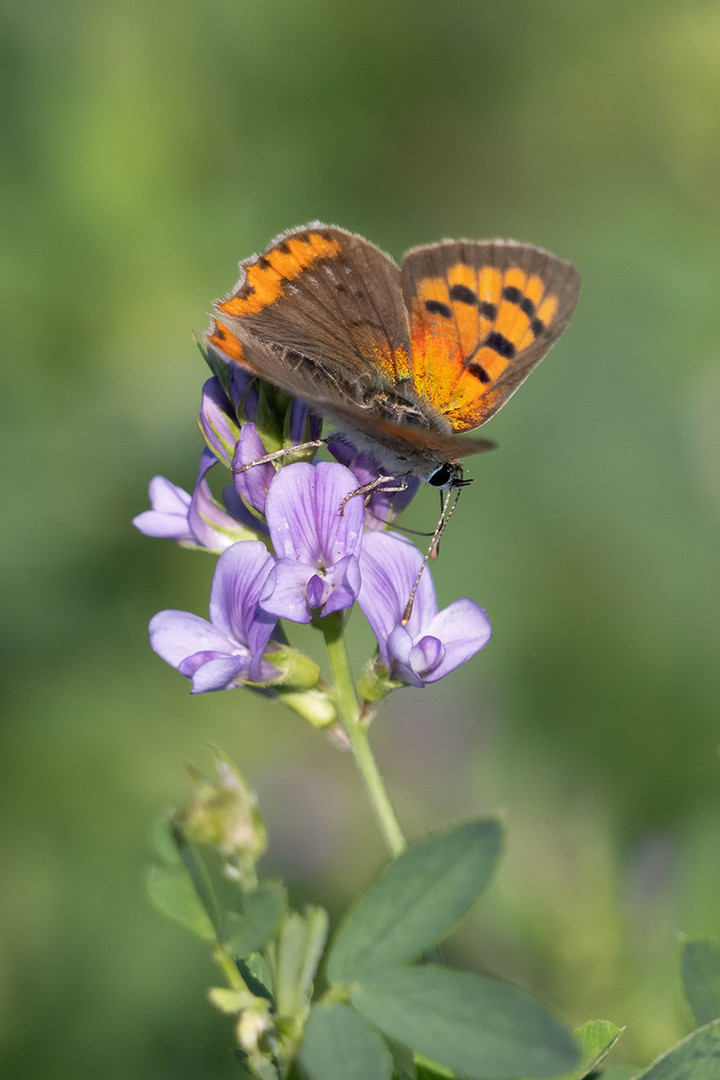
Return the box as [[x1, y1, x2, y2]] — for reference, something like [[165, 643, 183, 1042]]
[[265, 906, 328, 1020], [543, 1020, 624, 1080], [351, 965, 578, 1080], [146, 865, 215, 941], [239, 954, 274, 1003], [299, 1003, 392, 1080], [576, 1020, 623, 1067], [150, 813, 182, 864], [633, 1019, 720, 1078], [327, 819, 503, 983], [682, 938, 720, 1027], [221, 881, 287, 957]]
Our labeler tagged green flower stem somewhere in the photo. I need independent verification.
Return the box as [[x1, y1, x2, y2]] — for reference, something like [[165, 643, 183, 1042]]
[[171, 822, 245, 992], [322, 614, 407, 858]]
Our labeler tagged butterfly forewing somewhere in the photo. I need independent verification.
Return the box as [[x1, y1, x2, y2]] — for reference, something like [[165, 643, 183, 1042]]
[[402, 241, 581, 433], [210, 224, 411, 386]]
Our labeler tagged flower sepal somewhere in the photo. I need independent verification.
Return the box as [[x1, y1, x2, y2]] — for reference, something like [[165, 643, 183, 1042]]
[[254, 381, 299, 455], [275, 687, 337, 728], [357, 656, 406, 703], [208, 987, 258, 1015], [197, 335, 231, 394], [252, 382, 322, 466], [257, 645, 321, 690]]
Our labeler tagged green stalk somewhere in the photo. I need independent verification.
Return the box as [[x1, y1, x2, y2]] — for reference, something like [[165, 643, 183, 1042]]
[[322, 614, 406, 857]]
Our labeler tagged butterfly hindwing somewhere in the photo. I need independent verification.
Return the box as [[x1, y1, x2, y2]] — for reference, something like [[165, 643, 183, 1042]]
[[402, 241, 581, 432]]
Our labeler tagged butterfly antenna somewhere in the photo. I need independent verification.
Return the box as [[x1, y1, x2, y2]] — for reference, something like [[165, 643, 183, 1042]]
[[401, 484, 464, 625]]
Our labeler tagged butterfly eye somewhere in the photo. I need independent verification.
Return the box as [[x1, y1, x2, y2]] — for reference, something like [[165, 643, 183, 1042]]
[[428, 463, 455, 488]]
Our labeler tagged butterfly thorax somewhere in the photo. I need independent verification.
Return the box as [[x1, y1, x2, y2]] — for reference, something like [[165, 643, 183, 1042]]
[[319, 373, 458, 481]]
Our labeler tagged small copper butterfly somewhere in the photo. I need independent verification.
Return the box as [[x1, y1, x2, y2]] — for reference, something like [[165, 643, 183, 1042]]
[[207, 223, 581, 493]]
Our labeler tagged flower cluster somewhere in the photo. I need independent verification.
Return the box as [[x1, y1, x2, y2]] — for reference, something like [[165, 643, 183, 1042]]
[[134, 350, 491, 706]]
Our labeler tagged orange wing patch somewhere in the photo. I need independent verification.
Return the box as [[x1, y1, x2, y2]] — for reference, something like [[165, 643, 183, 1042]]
[[207, 319, 245, 363], [409, 262, 563, 433], [409, 274, 465, 412], [218, 232, 341, 318]]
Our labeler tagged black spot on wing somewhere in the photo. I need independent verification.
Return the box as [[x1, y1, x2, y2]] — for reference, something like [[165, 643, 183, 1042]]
[[485, 331, 516, 358], [530, 317, 546, 336], [467, 361, 491, 383], [501, 284, 536, 319], [449, 283, 478, 305], [479, 301, 497, 319], [425, 299, 452, 318]]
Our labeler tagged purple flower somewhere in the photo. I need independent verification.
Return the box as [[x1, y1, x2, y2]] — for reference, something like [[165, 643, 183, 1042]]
[[198, 378, 243, 467], [289, 399, 322, 446], [328, 440, 419, 529], [133, 476, 195, 543], [233, 424, 275, 516], [358, 530, 491, 687], [149, 541, 279, 692], [259, 462, 364, 624], [135, 450, 262, 552], [227, 364, 259, 421]]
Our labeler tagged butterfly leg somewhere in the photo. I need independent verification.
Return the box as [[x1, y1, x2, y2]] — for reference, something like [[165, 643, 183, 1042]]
[[232, 439, 326, 475], [337, 476, 407, 517], [402, 486, 464, 623]]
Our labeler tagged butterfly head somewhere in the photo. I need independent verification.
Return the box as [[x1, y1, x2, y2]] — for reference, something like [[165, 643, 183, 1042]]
[[426, 462, 473, 490]]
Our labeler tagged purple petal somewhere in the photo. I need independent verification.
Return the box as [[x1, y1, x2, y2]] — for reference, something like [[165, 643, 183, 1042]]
[[189, 654, 249, 693], [223, 484, 268, 534], [289, 399, 322, 445], [366, 476, 420, 529], [322, 553, 362, 615], [306, 573, 330, 610], [265, 462, 364, 567], [188, 449, 249, 551], [209, 541, 277, 654], [358, 531, 438, 661], [259, 559, 316, 624], [233, 424, 274, 514], [409, 635, 445, 677], [228, 364, 259, 421], [327, 441, 419, 528], [133, 477, 194, 541], [178, 649, 232, 678], [149, 610, 234, 669], [148, 475, 192, 515], [199, 378, 240, 465], [419, 599, 492, 682], [386, 624, 425, 688], [328, 439, 375, 483]]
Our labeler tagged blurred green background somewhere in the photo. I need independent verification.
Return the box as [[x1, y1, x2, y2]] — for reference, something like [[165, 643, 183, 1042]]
[[3, 0, 720, 1075]]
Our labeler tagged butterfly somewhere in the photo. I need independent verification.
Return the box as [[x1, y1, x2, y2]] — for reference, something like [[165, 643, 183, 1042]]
[[207, 223, 581, 495]]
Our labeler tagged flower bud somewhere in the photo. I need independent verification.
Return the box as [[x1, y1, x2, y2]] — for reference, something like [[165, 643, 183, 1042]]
[[179, 759, 267, 870], [357, 658, 403, 703], [198, 378, 242, 468]]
